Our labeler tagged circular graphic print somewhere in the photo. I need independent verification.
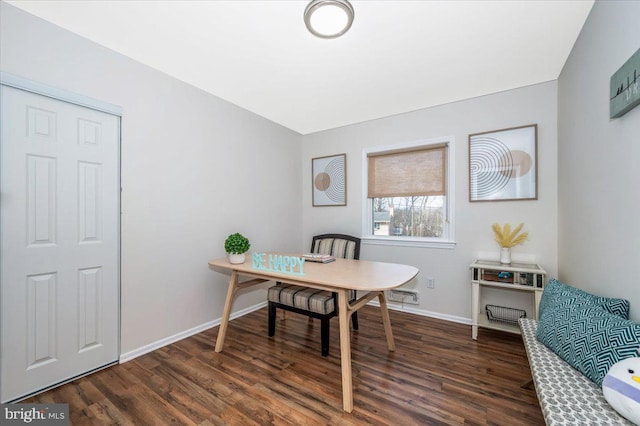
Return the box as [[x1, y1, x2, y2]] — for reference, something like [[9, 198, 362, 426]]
[[322, 157, 345, 203], [470, 137, 512, 198], [314, 172, 331, 191], [500, 149, 532, 178]]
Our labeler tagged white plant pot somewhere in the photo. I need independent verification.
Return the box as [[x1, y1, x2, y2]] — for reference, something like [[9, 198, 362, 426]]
[[500, 247, 511, 264], [228, 253, 246, 264]]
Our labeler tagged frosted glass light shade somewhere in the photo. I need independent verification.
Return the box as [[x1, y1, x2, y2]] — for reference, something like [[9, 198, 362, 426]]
[[304, 0, 354, 39]]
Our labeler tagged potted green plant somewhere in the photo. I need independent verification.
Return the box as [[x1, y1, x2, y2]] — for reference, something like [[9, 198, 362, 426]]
[[224, 232, 250, 264]]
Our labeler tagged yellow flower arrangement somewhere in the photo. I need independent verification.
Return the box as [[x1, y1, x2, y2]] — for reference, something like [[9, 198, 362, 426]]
[[492, 223, 528, 248]]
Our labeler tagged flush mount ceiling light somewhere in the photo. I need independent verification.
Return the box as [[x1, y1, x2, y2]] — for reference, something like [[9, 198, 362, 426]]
[[304, 0, 355, 39]]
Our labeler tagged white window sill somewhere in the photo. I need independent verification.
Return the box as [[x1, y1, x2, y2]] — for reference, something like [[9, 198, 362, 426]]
[[362, 237, 456, 249]]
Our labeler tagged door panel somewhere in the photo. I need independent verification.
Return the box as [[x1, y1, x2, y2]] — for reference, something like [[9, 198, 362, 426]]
[[27, 155, 57, 246], [1, 85, 120, 402], [78, 266, 103, 352], [26, 272, 57, 369], [78, 161, 102, 243]]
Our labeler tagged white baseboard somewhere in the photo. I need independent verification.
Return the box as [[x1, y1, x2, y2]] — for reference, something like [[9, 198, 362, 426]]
[[119, 301, 268, 363], [368, 299, 472, 325], [120, 299, 470, 363]]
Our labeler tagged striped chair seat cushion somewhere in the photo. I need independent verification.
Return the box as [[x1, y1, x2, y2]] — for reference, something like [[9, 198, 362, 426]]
[[268, 284, 355, 315]]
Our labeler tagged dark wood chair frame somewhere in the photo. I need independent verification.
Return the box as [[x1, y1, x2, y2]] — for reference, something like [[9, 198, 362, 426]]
[[268, 234, 361, 356]]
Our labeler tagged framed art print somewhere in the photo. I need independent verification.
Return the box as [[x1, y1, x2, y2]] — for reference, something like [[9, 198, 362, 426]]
[[469, 124, 537, 202], [610, 48, 640, 118], [312, 153, 346, 206]]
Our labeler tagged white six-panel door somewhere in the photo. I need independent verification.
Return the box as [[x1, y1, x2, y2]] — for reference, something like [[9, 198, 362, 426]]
[[1, 84, 120, 402]]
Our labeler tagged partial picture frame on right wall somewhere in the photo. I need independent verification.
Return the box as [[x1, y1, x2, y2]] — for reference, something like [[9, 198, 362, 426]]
[[468, 124, 538, 202], [610, 48, 640, 118]]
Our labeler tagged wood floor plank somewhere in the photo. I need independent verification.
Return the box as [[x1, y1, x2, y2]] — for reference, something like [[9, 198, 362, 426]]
[[85, 399, 133, 426], [126, 361, 216, 423], [26, 306, 544, 425]]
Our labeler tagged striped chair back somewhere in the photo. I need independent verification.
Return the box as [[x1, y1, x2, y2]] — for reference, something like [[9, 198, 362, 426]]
[[311, 234, 360, 260]]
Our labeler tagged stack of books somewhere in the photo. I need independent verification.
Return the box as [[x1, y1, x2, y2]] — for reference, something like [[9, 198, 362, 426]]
[[302, 253, 336, 263]]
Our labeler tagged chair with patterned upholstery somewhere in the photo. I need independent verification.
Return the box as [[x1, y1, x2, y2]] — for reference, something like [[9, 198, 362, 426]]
[[267, 234, 361, 356]]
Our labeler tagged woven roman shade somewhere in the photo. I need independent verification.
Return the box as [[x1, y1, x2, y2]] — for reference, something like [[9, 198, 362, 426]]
[[368, 145, 446, 198]]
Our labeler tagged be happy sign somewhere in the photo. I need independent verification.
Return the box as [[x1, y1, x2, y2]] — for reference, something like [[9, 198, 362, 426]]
[[252, 253, 305, 275]]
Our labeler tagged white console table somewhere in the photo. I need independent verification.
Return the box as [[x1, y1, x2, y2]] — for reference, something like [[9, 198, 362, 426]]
[[470, 259, 546, 340]]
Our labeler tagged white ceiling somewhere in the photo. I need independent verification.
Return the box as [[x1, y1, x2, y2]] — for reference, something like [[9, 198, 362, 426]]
[[7, 0, 594, 135]]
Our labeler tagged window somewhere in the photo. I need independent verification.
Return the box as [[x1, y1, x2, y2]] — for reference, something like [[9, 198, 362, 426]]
[[363, 138, 455, 248]]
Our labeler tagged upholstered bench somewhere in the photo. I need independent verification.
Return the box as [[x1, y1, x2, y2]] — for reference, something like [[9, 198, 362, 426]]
[[519, 318, 632, 425]]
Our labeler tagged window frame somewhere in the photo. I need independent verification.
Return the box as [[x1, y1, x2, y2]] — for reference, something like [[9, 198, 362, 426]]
[[361, 136, 456, 249]]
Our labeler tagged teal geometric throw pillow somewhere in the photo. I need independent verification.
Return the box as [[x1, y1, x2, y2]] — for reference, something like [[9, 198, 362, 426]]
[[536, 301, 640, 385], [538, 279, 630, 319]]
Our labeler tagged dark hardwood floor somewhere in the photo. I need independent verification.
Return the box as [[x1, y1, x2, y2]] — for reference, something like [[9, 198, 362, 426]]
[[27, 306, 544, 425]]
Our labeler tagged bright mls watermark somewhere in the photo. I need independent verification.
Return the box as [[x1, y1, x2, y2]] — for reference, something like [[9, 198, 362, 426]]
[[1, 404, 69, 425]]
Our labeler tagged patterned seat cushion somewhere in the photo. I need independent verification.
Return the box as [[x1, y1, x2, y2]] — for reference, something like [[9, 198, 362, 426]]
[[268, 284, 337, 315], [520, 318, 633, 425]]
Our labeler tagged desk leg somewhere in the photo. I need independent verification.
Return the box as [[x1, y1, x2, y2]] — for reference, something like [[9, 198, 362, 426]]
[[337, 289, 353, 413], [215, 270, 238, 353], [378, 291, 395, 351]]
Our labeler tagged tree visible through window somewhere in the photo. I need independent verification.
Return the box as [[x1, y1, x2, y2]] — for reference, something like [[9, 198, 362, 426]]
[[372, 196, 444, 237]]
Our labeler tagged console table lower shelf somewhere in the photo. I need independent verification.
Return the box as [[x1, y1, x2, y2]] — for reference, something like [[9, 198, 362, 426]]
[[476, 313, 522, 335]]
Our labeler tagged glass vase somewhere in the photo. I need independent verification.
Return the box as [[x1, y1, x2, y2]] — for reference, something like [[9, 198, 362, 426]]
[[500, 247, 511, 264]]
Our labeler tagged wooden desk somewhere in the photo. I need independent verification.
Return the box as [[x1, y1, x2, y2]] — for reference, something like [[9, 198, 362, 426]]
[[208, 256, 419, 413]]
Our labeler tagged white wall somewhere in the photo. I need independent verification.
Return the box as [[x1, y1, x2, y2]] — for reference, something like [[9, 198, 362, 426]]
[[302, 82, 559, 322], [558, 1, 640, 322], [10, 0, 629, 351], [0, 3, 303, 354]]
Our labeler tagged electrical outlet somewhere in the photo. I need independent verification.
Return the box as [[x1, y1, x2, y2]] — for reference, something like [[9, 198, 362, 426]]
[[427, 277, 435, 289]]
